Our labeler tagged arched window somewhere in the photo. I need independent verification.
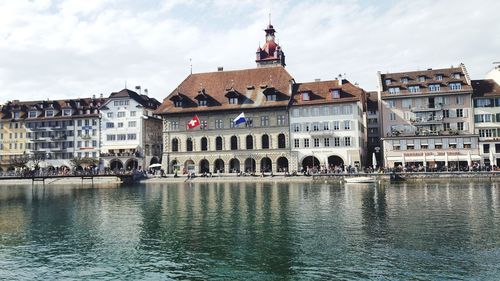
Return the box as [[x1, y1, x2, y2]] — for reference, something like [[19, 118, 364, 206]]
[[261, 134, 269, 149], [246, 135, 253, 150], [186, 138, 193, 152], [201, 137, 208, 151], [172, 138, 178, 152], [216, 136, 223, 151], [230, 136, 238, 150], [278, 133, 286, 148]]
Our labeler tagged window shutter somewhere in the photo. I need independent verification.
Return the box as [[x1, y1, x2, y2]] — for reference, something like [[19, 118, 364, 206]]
[[463, 109, 468, 118], [464, 122, 469, 131], [450, 110, 456, 118], [450, 123, 457, 129]]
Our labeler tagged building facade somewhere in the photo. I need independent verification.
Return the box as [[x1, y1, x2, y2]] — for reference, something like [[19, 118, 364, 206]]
[[471, 79, 500, 167], [99, 89, 162, 171], [366, 91, 381, 168], [378, 64, 480, 170], [289, 78, 367, 172], [0, 102, 28, 172]]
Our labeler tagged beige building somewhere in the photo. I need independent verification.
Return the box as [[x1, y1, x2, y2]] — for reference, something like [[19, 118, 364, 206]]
[[378, 64, 480, 170], [0, 103, 28, 173]]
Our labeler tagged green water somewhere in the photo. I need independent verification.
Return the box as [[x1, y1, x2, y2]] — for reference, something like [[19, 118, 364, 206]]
[[0, 182, 499, 280]]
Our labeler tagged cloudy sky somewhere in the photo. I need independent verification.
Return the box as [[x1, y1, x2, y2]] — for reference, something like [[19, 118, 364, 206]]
[[0, 0, 499, 104]]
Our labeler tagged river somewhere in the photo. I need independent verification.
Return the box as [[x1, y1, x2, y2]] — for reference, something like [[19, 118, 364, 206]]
[[0, 181, 499, 280]]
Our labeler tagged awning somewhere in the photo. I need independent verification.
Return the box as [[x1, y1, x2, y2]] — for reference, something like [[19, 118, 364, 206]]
[[101, 145, 140, 153]]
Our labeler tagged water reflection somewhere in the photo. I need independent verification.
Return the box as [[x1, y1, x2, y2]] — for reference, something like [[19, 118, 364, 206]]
[[0, 182, 499, 280]]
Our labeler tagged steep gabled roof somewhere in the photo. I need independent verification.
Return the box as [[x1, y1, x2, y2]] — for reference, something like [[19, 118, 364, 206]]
[[108, 89, 160, 109], [291, 79, 365, 107], [155, 66, 294, 115]]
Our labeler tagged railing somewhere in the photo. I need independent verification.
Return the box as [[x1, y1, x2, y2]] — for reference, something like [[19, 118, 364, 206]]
[[411, 104, 443, 112], [410, 116, 444, 124]]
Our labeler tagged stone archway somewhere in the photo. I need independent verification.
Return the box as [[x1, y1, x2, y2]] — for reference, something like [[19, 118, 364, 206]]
[[302, 156, 320, 171], [170, 160, 180, 173], [110, 159, 123, 170], [229, 158, 240, 173], [199, 159, 210, 173], [184, 160, 195, 173], [125, 159, 139, 170], [277, 157, 289, 172], [214, 159, 225, 173], [327, 155, 344, 168], [260, 157, 272, 172], [150, 157, 160, 165], [244, 158, 256, 173]]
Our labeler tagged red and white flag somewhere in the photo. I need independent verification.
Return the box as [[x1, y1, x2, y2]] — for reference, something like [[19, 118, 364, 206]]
[[187, 115, 200, 129]]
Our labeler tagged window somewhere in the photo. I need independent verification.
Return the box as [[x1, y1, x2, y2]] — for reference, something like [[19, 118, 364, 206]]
[[408, 86, 420, 93], [389, 87, 400, 94], [245, 118, 253, 128], [303, 139, 310, 148], [292, 123, 300, 132], [389, 113, 396, 121], [114, 100, 129, 106], [324, 138, 330, 147], [401, 77, 408, 83], [171, 121, 179, 131], [436, 74, 443, 81], [117, 122, 124, 128], [277, 115, 286, 126], [201, 137, 208, 151], [456, 109, 463, 117], [77, 141, 82, 148], [453, 73, 461, 79], [45, 110, 54, 117], [266, 94, 276, 101], [278, 133, 286, 148], [107, 112, 113, 118], [475, 99, 493, 108], [127, 134, 136, 140], [323, 122, 330, 131], [128, 121, 136, 127], [261, 116, 269, 126], [216, 136, 223, 150], [106, 122, 114, 128], [334, 137, 340, 147], [77, 120, 83, 126], [117, 112, 126, 118], [312, 108, 320, 116], [13, 112, 20, 119], [198, 99, 207, 106], [419, 76, 426, 82], [174, 101, 182, 107], [201, 120, 208, 130], [313, 138, 320, 147], [261, 134, 269, 149], [312, 122, 320, 131], [331, 89, 341, 99], [229, 97, 238, 104], [29, 111, 37, 118], [344, 120, 351, 130], [443, 123, 450, 130], [171, 139, 179, 151], [428, 84, 441, 92], [456, 96, 464, 105], [402, 99, 412, 109], [294, 139, 300, 148], [484, 144, 490, 153], [342, 105, 352, 115], [333, 121, 340, 130], [215, 119, 224, 129], [387, 100, 396, 108], [457, 122, 464, 131], [385, 79, 392, 85], [186, 138, 193, 151], [301, 92, 310, 101], [130, 111, 136, 117], [230, 136, 238, 150], [117, 134, 126, 140], [443, 110, 449, 118], [344, 137, 351, 146], [246, 135, 253, 150], [479, 129, 494, 138], [449, 83, 462, 90], [107, 135, 116, 141]]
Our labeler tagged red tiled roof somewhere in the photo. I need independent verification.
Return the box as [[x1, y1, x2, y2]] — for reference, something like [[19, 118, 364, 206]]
[[291, 79, 365, 106], [155, 66, 294, 115]]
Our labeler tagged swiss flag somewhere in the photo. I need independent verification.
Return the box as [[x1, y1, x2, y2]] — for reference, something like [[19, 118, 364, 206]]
[[187, 115, 200, 129]]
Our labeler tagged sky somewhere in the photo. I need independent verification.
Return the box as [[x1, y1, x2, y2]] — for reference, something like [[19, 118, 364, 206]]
[[0, 0, 499, 104]]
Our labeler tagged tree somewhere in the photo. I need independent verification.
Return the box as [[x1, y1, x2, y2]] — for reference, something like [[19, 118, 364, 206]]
[[10, 154, 29, 168], [29, 152, 46, 170]]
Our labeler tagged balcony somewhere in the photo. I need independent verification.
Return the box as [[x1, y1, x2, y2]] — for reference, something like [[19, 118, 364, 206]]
[[32, 137, 49, 142], [81, 134, 92, 140], [410, 116, 444, 125], [51, 135, 67, 141], [411, 104, 443, 112]]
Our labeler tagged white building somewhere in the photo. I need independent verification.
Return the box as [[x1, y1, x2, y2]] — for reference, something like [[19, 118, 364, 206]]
[[289, 79, 367, 172], [100, 89, 162, 171], [486, 63, 500, 84]]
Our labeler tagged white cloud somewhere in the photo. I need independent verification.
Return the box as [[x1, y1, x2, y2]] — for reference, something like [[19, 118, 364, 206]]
[[0, 0, 499, 104]]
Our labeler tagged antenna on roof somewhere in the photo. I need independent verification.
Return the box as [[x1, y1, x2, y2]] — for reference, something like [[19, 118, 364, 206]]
[[269, 13, 271, 25], [190, 58, 192, 74], [125, 81, 127, 89]]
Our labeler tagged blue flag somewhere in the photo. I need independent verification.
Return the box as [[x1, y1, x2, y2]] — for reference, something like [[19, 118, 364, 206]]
[[233, 112, 247, 125]]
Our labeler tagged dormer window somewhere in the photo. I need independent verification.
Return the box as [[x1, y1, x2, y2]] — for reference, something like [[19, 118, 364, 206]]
[[301, 92, 310, 101], [13, 112, 20, 119], [436, 74, 443, 81], [385, 79, 392, 85], [453, 73, 461, 79], [428, 84, 441, 92], [229, 97, 238, 104], [388, 87, 400, 94], [449, 82, 462, 90], [28, 111, 37, 118], [45, 110, 54, 117], [418, 76, 426, 82], [331, 89, 341, 99], [266, 94, 276, 101], [401, 77, 408, 83], [174, 101, 183, 107], [62, 109, 72, 116], [198, 99, 207, 106], [408, 85, 420, 93]]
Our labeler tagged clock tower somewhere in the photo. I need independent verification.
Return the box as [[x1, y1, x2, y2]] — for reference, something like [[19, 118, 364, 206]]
[[255, 22, 286, 68]]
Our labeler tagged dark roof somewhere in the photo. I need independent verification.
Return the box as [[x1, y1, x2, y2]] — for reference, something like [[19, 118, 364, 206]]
[[108, 89, 161, 109], [291, 79, 365, 106], [471, 79, 500, 98], [366, 91, 378, 111], [379, 65, 472, 95], [155, 66, 294, 115]]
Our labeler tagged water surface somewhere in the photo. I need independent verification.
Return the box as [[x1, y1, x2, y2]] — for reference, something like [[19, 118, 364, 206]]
[[0, 181, 499, 280]]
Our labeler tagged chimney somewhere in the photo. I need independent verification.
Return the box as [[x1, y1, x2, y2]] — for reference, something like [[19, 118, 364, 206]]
[[217, 66, 224, 71], [144, 89, 148, 96], [92, 94, 96, 99], [314, 78, 321, 82], [135, 85, 141, 94], [100, 93, 103, 98]]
